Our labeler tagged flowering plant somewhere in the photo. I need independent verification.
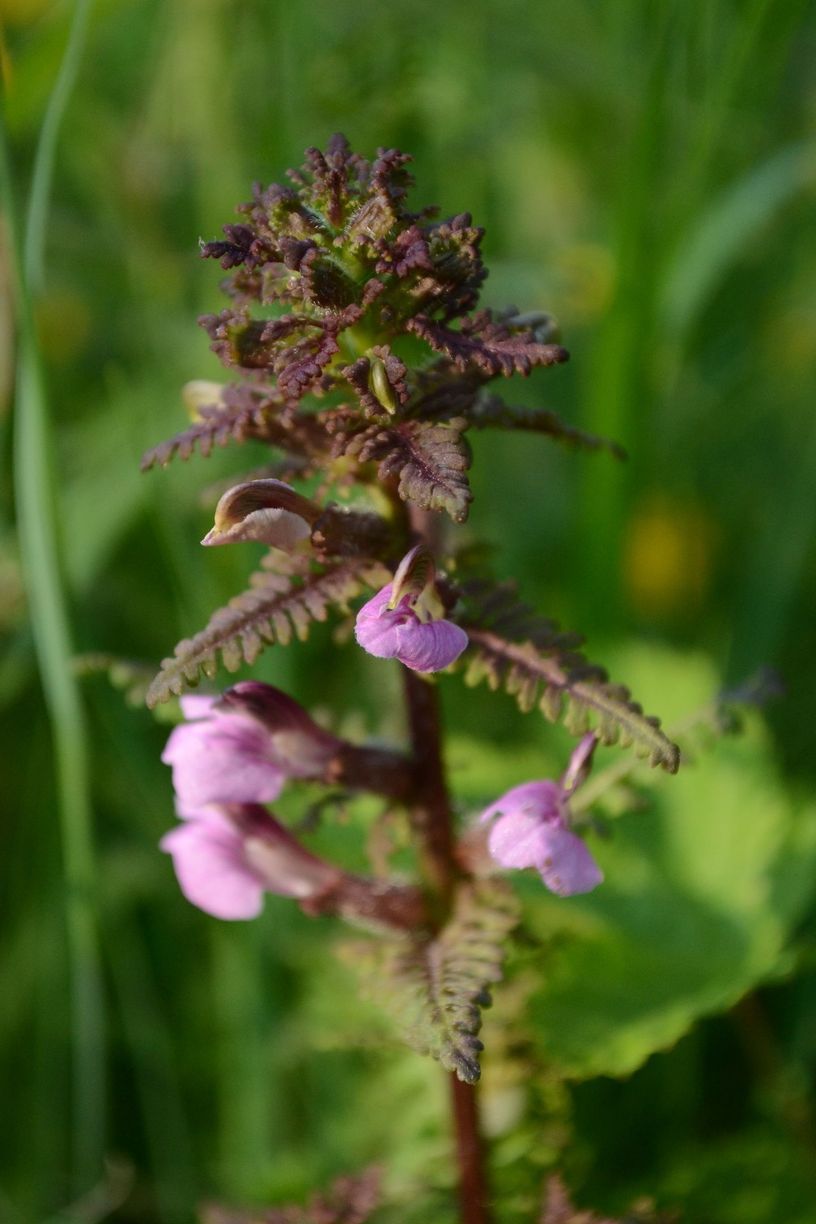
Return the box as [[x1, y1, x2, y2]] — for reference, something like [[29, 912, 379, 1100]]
[[142, 136, 681, 1222]]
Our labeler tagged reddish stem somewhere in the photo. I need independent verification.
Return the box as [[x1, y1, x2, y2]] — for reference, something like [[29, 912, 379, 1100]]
[[402, 665, 492, 1224], [400, 502, 492, 1224], [450, 1075, 491, 1224], [401, 667, 458, 902]]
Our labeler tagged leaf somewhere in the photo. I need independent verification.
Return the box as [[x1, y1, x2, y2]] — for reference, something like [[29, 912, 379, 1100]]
[[273, 327, 342, 398], [146, 556, 389, 707], [406, 311, 569, 378], [140, 402, 268, 471], [336, 417, 473, 522], [506, 648, 816, 1081], [349, 880, 519, 1084], [73, 652, 178, 721], [454, 581, 679, 772], [468, 394, 627, 460], [141, 388, 327, 471]]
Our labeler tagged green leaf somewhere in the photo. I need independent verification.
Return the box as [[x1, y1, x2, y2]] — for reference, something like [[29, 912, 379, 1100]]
[[513, 649, 816, 1080], [454, 582, 679, 772], [146, 555, 389, 706], [347, 881, 519, 1084], [73, 653, 180, 722]]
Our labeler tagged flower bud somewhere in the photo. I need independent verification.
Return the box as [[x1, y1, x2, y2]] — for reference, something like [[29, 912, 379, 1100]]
[[369, 356, 399, 414], [201, 478, 320, 549], [215, 681, 341, 777]]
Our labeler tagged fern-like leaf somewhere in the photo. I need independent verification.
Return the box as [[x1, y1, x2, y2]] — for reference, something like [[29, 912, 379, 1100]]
[[468, 394, 627, 459], [73, 653, 180, 720], [146, 556, 389, 707], [454, 581, 680, 772], [335, 417, 472, 522], [406, 311, 569, 378], [350, 880, 519, 1084], [140, 386, 326, 472]]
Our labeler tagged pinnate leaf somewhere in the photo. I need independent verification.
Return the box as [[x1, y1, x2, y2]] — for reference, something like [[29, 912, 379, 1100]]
[[349, 880, 519, 1084], [468, 394, 626, 459], [456, 649, 816, 1082], [454, 581, 679, 772], [335, 417, 472, 522], [140, 386, 326, 472], [146, 556, 389, 707], [406, 311, 569, 378]]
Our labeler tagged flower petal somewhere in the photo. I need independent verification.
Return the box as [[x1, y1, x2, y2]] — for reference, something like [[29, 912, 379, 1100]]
[[535, 825, 603, 897], [179, 694, 219, 721], [354, 586, 404, 658], [480, 780, 562, 825], [393, 618, 468, 672], [162, 716, 286, 806], [487, 808, 549, 869], [161, 820, 265, 919]]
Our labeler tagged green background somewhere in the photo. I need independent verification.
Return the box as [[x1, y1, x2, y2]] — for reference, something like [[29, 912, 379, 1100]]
[[2, 1, 816, 1220]]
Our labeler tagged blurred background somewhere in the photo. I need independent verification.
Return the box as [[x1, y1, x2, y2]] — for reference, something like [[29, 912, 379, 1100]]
[[2, 1, 816, 1220]]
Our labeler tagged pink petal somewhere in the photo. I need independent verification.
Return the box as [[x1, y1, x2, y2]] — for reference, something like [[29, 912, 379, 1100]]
[[480, 780, 562, 825], [161, 821, 265, 919], [355, 584, 395, 623], [534, 825, 603, 897], [174, 800, 233, 825], [162, 717, 286, 806], [394, 618, 468, 672], [179, 694, 219, 720], [354, 612, 403, 658], [487, 808, 549, 869]]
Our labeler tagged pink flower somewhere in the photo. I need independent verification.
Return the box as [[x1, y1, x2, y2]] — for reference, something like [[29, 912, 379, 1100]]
[[354, 545, 468, 673], [161, 802, 338, 920], [480, 734, 603, 897], [161, 683, 340, 809]]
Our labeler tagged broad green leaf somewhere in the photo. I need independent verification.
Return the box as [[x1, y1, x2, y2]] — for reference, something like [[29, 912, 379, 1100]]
[[452, 648, 816, 1080]]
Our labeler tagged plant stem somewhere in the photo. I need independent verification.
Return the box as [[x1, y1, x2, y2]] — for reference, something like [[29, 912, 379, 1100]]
[[402, 666, 492, 1224], [401, 666, 458, 902], [450, 1075, 491, 1224]]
